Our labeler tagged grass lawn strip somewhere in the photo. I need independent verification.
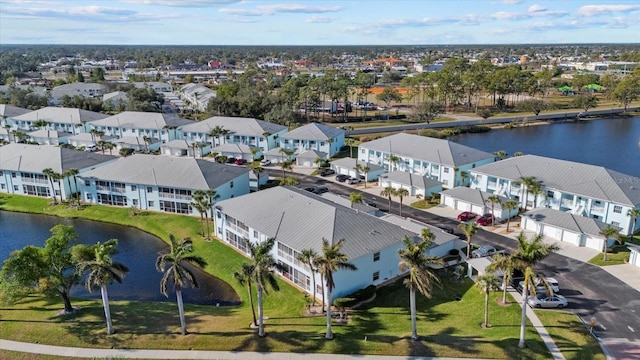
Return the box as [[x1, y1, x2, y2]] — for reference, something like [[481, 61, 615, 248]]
[[534, 311, 605, 360], [0, 194, 564, 358]]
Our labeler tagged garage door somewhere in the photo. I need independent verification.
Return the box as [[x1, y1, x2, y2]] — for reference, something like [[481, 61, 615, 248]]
[[339, 167, 350, 175], [523, 218, 538, 232], [444, 195, 455, 208], [561, 231, 580, 246], [454, 201, 471, 211], [542, 225, 559, 240], [471, 205, 485, 215], [585, 236, 603, 251]]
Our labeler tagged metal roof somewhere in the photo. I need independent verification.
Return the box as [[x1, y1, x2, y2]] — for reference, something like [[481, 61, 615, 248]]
[[441, 187, 509, 209], [522, 208, 617, 237], [12, 107, 108, 124], [0, 143, 116, 174], [381, 171, 442, 191], [212, 143, 256, 154], [330, 158, 385, 172], [215, 186, 420, 259], [80, 154, 249, 190], [359, 132, 494, 166], [378, 214, 458, 246], [281, 122, 344, 141], [296, 150, 327, 159], [27, 129, 72, 139], [91, 111, 194, 130], [180, 116, 287, 136], [472, 155, 640, 206], [0, 104, 31, 118]]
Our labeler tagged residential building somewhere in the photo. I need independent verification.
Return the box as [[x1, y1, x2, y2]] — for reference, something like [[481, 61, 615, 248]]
[[440, 187, 517, 221], [89, 111, 194, 144], [211, 143, 258, 161], [179, 83, 217, 112], [11, 107, 108, 134], [0, 143, 116, 201], [160, 139, 199, 157], [330, 158, 385, 182], [0, 104, 31, 128], [214, 186, 459, 302], [295, 150, 327, 166], [470, 155, 640, 235], [133, 82, 173, 93], [27, 129, 73, 145], [180, 116, 287, 154], [628, 244, 640, 268], [280, 123, 345, 157], [49, 83, 106, 105], [379, 171, 443, 198], [357, 133, 495, 187], [521, 208, 619, 251], [80, 155, 250, 215]]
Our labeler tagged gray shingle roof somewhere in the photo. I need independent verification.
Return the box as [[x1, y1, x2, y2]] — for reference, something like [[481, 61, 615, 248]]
[[215, 186, 419, 259], [12, 107, 108, 124], [359, 132, 494, 166], [80, 155, 249, 190], [0, 143, 116, 174], [281, 122, 344, 140], [91, 111, 194, 129], [381, 171, 442, 190], [441, 187, 510, 209], [180, 116, 287, 136], [472, 155, 640, 206], [0, 104, 31, 118], [522, 208, 617, 237]]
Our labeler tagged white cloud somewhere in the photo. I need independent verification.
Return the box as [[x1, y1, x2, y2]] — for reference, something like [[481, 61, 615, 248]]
[[577, 4, 640, 17], [491, 11, 528, 20], [502, 0, 524, 4], [528, 4, 546, 13], [0, 4, 178, 23], [305, 16, 336, 24], [120, 0, 241, 7], [219, 4, 342, 16]]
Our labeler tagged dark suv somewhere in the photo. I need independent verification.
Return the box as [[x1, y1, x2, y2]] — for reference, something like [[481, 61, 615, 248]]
[[319, 168, 335, 177], [335, 174, 350, 182]]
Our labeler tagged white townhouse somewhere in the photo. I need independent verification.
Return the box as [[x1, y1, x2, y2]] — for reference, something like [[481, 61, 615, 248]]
[[470, 155, 640, 236], [179, 83, 217, 112], [89, 111, 194, 145], [133, 82, 173, 93], [0, 104, 31, 128], [214, 186, 459, 302], [440, 187, 517, 221], [0, 144, 116, 201], [27, 129, 73, 145], [280, 123, 345, 158], [11, 107, 108, 134], [357, 133, 495, 188], [180, 116, 288, 155], [49, 83, 107, 105], [80, 155, 250, 215]]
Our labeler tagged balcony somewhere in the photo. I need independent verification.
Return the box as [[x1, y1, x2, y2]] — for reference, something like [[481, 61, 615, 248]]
[[590, 205, 606, 215], [560, 198, 574, 209], [159, 192, 192, 201]]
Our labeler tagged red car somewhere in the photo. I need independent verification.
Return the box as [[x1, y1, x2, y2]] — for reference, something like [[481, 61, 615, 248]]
[[234, 158, 247, 165], [476, 213, 495, 226], [457, 211, 477, 221]]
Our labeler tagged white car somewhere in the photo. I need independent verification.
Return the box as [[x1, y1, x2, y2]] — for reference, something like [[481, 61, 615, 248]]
[[260, 159, 271, 166], [84, 144, 98, 152], [471, 245, 497, 258], [527, 294, 568, 309], [518, 277, 560, 294]]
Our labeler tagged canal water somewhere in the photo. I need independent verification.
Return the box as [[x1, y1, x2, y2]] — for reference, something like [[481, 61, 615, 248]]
[[0, 211, 240, 305], [453, 116, 640, 177]]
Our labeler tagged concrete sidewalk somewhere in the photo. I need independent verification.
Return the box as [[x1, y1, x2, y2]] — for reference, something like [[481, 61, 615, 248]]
[[0, 339, 493, 360]]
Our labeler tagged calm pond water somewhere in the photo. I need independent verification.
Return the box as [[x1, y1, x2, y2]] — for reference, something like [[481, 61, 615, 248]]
[[453, 116, 640, 178], [0, 211, 240, 305]]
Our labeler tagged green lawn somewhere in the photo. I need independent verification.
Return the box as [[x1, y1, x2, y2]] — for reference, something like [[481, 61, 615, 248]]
[[0, 194, 577, 358], [588, 245, 631, 266], [535, 311, 605, 360]]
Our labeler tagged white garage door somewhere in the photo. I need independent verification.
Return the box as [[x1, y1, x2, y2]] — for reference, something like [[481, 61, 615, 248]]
[[561, 231, 580, 246], [585, 236, 603, 251], [523, 218, 538, 232], [339, 167, 350, 175], [444, 195, 455, 208], [542, 225, 560, 240], [455, 201, 471, 211], [471, 205, 485, 215]]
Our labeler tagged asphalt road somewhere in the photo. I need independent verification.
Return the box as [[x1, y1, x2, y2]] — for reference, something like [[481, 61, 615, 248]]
[[287, 171, 640, 344]]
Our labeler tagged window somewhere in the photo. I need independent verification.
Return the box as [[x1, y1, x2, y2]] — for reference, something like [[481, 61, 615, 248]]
[[148, 200, 154, 207], [253, 230, 258, 238], [0, 171, 3, 176], [443, 167, 449, 173], [547, 190, 555, 198], [132, 199, 138, 206], [85, 180, 90, 186], [594, 200, 601, 205], [373, 271, 380, 281], [476, 174, 483, 181], [0, 184, 4, 189], [230, 181, 234, 188], [443, 179, 449, 186], [147, 186, 153, 193], [12, 172, 16, 178], [13, 185, 18, 191], [131, 185, 137, 191], [611, 221, 620, 227], [613, 205, 622, 214], [373, 252, 380, 262], [86, 194, 92, 201], [361, 148, 365, 154]]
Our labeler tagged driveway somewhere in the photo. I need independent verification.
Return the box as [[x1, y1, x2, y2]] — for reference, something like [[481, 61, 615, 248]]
[[285, 171, 640, 357]]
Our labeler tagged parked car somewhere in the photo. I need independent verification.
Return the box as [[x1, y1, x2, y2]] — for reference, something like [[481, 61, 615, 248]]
[[234, 158, 247, 165], [471, 245, 497, 258], [313, 186, 329, 194], [303, 187, 317, 193], [260, 159, 271, 166], [84, 144, 98, 152], [518, 278, 560, 294], [226, 157, 237, 164], [319, 168, 335, 177], [457, 211, 477, 221], [346, 177, 360, 185], [476, 213, 495, 226], [527, 294, 568, 309], [336, 174, 350, 182]]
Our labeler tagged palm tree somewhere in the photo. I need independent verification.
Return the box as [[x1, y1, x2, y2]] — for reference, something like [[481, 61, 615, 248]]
[[627, 208, 640, 236], [280, 176, 299, 186], [42, 168, 58, 204], [361, 165, 370, 188], [388, 154, 400, 171], [460, 170, 469, 186], [297, 249, 319, 305], [67, 168, 80, 206], [104, 142, 115, 155], [514, 176, 538, 211], [349, 192, 363, 206], [345, 138, 355, 158], [233, 262, 258, 327], [513, 232, 559, 348], [190, 190, 209, 238], [206, 189, 220, 233], [251, 165, 264, 191], [142, 135, 151, 153], [397, 232, 442, 340], [76, 239, 129, 335], [475, 272, 500, 328], [279, 160, 293, 180], [529, 182, 545, 208], [156, 235, 208, 335], [316, 238, 357, 340], [380, 186, 395, 212], [493, 150, 508, 160], [458, 222, 478, 258], [396, 188, 409, 216], [485, 195, 501, 227], [244, 238, 283, 337], [487, 253, 517, 304], [502, 199, 519, 232], [599, 226, 619, 262]]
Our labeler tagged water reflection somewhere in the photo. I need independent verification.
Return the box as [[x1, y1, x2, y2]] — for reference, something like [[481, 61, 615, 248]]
[[0, 211, 240, 305]]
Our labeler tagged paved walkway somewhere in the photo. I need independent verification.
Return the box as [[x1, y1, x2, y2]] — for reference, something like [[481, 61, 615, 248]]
[[0, 340, 491, 360]]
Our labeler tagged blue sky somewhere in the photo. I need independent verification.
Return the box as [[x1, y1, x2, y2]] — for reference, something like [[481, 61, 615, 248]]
[[1, 0, 639, 45]]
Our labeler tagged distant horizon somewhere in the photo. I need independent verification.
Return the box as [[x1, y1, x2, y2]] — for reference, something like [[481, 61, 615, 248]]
[[1, 1, 639, 45], [2, 42, 639, 47]]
